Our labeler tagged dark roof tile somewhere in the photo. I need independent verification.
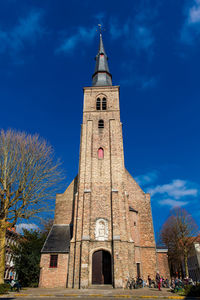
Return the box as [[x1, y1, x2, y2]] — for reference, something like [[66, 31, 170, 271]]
[[41, 224, 71, 253]]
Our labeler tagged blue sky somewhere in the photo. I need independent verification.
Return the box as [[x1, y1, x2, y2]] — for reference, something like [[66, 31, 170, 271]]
[[1, 0, 200, 238]]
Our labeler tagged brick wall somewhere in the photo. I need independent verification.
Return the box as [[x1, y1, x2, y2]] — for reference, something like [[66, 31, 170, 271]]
[[54, 176, 78, 225], [125, 169, 157, 281], [156, 250, 170, 279], [39, 253, 69, 288]]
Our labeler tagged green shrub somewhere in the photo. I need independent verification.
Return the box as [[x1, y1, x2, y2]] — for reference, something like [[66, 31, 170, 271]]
[[182, 284, 192, 295], [12, 229, 46, 287], [185, 284, 200, 297], [0, 283, 10, 294], [29, 282, 38, 288]]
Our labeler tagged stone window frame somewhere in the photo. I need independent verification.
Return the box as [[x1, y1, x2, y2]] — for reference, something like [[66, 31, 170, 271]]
[[96, 95, 107, 111]]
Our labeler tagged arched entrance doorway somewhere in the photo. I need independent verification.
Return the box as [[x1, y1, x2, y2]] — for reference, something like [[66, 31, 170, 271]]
[[92, 250, 112, 284]]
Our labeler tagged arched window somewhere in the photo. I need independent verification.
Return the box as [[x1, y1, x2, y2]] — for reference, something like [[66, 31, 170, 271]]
[[102, 97, 107, 110], [96, 98, 101, 110], [98, 147, 104, 159], [98, 148, 104, 159], [98, 119, 104, 128]]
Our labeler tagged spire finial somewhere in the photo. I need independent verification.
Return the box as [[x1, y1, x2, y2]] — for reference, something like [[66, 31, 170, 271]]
[[92, 28, 112, 87], [97, 24, 105, 36], [98, 24, 102, 35]]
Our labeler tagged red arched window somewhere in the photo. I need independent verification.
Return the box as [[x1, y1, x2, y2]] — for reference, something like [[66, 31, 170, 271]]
[[98, 148, 104, 159]]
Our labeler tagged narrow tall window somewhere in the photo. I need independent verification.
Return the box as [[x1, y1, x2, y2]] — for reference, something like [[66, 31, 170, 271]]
[[98, 119, 104, 128], [49, 254, 58, 268], [98, 148, 104, 159], [102, 97, 107, 110], [136, 263, 140, 277], [96, 98, 101, 110]]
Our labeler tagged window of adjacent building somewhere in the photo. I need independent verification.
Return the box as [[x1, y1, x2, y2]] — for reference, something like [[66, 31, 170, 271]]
[[49, 254, 58, 268], [98, 148, 104, 159], [102, 97, 107, 110], [98, 119, 104, 128], [96, 98, 101, 110]]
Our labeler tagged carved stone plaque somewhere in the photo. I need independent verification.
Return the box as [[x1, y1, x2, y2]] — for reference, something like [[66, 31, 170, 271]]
[[95, 218, 108, 241]]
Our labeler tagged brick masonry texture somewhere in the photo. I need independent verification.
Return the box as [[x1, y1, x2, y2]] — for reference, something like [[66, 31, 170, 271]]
[[39, 254, 69, 288], [156, 251, 171, 279], [54, 176, 78, 225], [39, 85, 170, 288]]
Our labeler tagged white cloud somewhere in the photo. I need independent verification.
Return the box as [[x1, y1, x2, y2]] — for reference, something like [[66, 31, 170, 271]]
[[109, 11, 156, 88], [110, 17, 130, 40], [147, 179, 198, 199], [142, 77, 157, 89], [120, 73, 157, 90], [56, 27, 96, 54], [134, 25, 154, 51], [93, 12, 106, 24], [109, 13, 155, 56], [158, 198, 189, 208], [135, 171, 158, 186], [16, 223, 39, 233], [0, 10, 44, 55], [188, 0, 200, 24], [181, 0, 200, 44]]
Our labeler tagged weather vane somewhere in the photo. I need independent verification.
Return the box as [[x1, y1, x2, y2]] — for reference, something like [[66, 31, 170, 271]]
[[97, 24, 105, 35]]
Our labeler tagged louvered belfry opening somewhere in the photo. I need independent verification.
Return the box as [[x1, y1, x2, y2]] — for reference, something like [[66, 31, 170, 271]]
[[98, 119, 104, 129], [96, 98, 101, 110], [102, 97, 107, 110]]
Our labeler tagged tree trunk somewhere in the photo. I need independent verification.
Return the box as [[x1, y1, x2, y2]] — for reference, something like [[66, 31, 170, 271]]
[[184, 250, 189, 278], [0, 221, 6, 284]]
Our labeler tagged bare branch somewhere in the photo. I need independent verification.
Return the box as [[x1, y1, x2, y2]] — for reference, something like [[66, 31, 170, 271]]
[[160, 207, 199, 278], [0, 129, 65, 283]]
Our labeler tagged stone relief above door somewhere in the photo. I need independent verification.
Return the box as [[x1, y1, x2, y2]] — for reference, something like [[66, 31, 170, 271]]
[[95, 218, 108, 241]]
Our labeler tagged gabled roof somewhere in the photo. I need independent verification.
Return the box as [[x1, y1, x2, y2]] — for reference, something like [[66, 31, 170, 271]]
[[41, 224, 71, 253]]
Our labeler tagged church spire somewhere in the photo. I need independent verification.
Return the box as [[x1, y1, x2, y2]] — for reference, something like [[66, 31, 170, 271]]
[[92, 32, 112, 87]]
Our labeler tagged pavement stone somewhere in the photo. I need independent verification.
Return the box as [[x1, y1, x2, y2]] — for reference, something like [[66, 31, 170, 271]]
[[0, 287, 200, 299]]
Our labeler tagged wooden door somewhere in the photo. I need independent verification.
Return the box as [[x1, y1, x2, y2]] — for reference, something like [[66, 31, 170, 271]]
[[103, 251, 112, 284], [92, 250, 103, 284], [92, 250, 112, 284]]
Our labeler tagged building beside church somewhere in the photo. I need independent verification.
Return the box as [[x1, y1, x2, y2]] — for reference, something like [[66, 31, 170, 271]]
[[182, 235, 200, 281], [39, 34, 169, 288], [4, 226, 18, 280]]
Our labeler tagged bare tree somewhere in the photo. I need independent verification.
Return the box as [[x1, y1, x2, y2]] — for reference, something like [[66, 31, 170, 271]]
[[0, 129, 64, 283], [160, 208, 199, 278]]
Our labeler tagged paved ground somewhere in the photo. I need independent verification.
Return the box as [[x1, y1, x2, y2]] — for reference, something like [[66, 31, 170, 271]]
[[0, 286, 198, 299], [0, 298, 192, 300]]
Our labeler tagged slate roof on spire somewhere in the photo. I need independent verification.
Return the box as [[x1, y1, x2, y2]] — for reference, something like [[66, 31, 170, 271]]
[[92, 33, 112, 87], [99, 33, 106, 54]]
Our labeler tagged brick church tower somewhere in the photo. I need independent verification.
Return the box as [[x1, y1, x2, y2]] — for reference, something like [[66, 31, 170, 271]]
[[39, 34, 169, 288]]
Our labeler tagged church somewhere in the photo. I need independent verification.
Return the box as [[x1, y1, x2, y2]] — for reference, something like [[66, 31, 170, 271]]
[[39, 33, 169, 288]]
